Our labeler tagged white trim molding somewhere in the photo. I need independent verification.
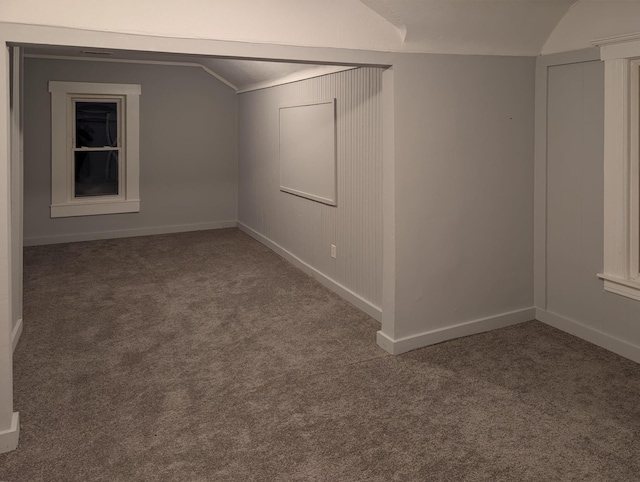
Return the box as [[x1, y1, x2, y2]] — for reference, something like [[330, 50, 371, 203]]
[[594, 32, 640, 49], [376, 308, 536, 355], [0, 412, 19, 454], [11, 319, 22, 353], [237, 66, 357, 94], [381, 67, 396, 342], [28, 54, 238, 91], [597, 35, 640, 302], [537, 308, 640, 365], [48, 81, 141, 218], [23, 221, 237, 246], [50, 199, 141, 218], [597, 274, 640, 303], [28, 54, 363, 96], [595, 33, 640, 61], [237, 222, 382, 322]]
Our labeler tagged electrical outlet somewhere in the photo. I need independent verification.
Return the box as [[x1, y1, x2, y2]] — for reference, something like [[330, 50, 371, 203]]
[[331, 244, 337, 259]]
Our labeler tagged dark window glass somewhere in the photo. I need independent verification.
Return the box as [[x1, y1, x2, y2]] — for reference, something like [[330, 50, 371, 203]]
[[75, 102, 118, 148], [75, 151, 119, 197]]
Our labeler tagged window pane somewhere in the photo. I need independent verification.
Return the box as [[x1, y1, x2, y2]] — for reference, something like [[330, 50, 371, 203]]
[[75, 102, 118, 148], [75, 151, 119, 197]]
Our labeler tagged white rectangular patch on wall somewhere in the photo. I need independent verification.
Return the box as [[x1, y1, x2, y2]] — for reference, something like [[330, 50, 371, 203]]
[[279, 99, 337, 206]]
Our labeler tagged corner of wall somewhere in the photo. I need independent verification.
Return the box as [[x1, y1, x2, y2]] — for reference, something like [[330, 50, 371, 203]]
[[376, 308, 536, 355], [0, 412, 19, 454]]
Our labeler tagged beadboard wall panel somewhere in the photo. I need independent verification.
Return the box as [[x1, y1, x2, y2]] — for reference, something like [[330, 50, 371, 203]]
[[238, 68, 383, 311]]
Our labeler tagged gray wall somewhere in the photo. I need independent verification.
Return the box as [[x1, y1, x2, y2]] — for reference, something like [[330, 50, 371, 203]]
[[391, 54, 535, 339], [24, 58, 238, 244], [238, 68, 383, 310], [541, 59, 640, 348]]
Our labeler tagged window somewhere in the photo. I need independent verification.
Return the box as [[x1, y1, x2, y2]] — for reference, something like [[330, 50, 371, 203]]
[[596, 35, 640, 301], [48, 81, 141, 217]]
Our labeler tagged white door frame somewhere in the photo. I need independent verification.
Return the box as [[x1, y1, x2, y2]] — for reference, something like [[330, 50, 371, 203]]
[[0, 21, 398, 452]]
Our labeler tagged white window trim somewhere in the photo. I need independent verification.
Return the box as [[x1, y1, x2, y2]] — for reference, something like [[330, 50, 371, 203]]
[[48, 81, 141, 217], [595, 34, 640, 302]]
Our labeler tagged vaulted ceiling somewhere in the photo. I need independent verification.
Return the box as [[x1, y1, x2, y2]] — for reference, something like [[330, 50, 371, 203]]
[[0, 0, 587, 57], [23, 45, 359, 92], [360, 0, 576, 56], [11, 0, 640, 90]]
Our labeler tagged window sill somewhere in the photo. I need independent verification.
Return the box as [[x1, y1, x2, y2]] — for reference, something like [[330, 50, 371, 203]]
[[597, 273, 640, 302], [51, 199, 140, 218]]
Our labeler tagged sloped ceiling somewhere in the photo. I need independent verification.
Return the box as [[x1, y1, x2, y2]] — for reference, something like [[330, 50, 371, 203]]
[[6, 0, 581, 57], [1, 0, 404, 52], [18, 0, 638, 90], [24, 45, 356, 92], [542, 1, 640, 55], [360, 0, 577, 56], [198, 59, 356, 93]]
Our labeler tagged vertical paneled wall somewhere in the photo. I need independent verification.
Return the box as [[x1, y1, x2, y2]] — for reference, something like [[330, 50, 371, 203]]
[[238, 68, 383, 311]]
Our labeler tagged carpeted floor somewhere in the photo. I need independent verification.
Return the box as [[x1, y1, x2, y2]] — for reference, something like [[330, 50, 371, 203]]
[[1, 228, 640, 481]]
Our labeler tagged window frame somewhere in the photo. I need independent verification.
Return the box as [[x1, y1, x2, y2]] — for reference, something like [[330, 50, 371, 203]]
[[596, 35, 640, 301], [48, 81, 141, 218], [72, 96, 123, 200]]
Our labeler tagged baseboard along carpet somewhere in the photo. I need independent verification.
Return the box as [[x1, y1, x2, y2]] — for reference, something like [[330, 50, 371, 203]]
[[1, 228, 640, 480]]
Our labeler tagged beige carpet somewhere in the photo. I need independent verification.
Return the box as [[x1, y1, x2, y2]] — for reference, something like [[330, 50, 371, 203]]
[[1, 228, 640, 481]]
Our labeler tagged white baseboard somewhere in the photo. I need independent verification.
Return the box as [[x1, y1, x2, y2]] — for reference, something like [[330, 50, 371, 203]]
[[0, 412, 19, 454], [11, 318, 22, 353], [24, 221, 238, 246], [536, 308, 640, 364], [376, 307, 536, 355], [237, 222, 382, 322]]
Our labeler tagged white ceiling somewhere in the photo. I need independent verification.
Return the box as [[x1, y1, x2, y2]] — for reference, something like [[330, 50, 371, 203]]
[[542, 1, 640, 55], [24, 45, 359, 92], [198, 59, 356, 93], [360, 0, 577, 56], [4, 0, 583, 57], [17, 0, 640, 89]]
